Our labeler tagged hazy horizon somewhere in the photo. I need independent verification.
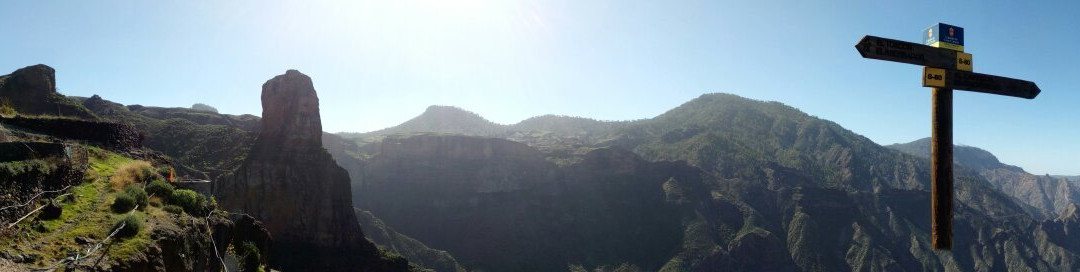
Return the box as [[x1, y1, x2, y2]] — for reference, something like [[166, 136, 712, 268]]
[[3, 0, 1077, 175]]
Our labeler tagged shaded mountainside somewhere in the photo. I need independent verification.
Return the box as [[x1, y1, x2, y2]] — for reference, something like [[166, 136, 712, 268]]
[[356, 136, 695, 271], [336, 93, 1080, 271], [889, 138, 1080, 219]]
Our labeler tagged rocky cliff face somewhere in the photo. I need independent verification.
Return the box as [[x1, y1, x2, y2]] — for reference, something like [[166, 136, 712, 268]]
[[0, 64, 95, 119], [357, 135, 694, 271], [215, 70, 408, 271], [361, 134, 555, 194]]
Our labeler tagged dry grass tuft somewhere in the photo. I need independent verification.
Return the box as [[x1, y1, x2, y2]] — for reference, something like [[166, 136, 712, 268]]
[[110, 160, 156, 191], [0, 126, 9, 143], [148, 196, 164, 207]]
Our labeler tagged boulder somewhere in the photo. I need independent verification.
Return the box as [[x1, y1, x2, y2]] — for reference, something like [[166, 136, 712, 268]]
[[37, 200, 62, 220]]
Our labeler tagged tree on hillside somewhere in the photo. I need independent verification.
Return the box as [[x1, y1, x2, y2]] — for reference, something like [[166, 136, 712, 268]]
[[191, 103, 218, 113]]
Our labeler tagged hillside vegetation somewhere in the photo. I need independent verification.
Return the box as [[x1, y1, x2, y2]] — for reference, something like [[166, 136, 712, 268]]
[[78, 95, 257, 180]]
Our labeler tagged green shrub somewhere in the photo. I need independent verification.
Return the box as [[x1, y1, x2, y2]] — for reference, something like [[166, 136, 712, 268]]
[[169, 189, 206, 216], [0, 98, 16, 117], [111, 194, 136, 213], [115, 213, 144, 238], [124, 186, 149, 209], [240, 241, 261, 271], [146, 179, 174, 197], [0, 160, 54, 178], [208, 196, 218, 210], [163, 205, 184, 214]]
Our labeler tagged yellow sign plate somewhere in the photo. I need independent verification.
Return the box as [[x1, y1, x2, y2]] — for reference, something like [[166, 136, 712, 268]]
[[923, 67, 946, 88], [956, 52, 973, 72], [930, 41, 964, 52]]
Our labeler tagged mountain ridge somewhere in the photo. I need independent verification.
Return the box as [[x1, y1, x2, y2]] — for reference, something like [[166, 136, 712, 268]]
[[332, 92, 1080, 271], [889, 137, 1080, 219]]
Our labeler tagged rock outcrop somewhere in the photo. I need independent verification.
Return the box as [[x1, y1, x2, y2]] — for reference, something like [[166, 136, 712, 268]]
[[215, 70, 409, 271], [0, 64, 95, 119]]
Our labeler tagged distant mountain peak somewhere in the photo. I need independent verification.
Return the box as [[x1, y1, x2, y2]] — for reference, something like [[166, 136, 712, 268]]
[[420, 105, 481, 117], [689, 92, 788, 106], [887, 137, 1024, 172], [655, 92, 811, 124], [364, 105, 506, 137]]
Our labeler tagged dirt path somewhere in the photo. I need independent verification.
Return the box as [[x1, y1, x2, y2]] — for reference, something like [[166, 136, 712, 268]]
[[31, 183, 107, 248], [4, 181, 110, 270]]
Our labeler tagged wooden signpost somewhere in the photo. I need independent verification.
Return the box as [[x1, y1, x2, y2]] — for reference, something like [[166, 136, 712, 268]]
[[922, 68, 1040, 99], [855, 36, 973, 71], [855, 24, 1040, 250]]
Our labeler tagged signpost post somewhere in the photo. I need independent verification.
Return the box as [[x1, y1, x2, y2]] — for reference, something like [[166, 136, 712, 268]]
[[855, 24, 1040, 250]]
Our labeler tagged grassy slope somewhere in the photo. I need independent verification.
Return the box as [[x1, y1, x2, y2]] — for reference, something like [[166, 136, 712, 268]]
[[1, 148, 165, 268]]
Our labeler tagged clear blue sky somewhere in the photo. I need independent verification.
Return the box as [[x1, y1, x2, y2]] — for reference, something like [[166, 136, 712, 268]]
[[1, 1, 1077, 174]]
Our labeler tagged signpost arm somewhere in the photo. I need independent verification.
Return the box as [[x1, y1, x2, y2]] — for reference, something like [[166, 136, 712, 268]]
[[931, 87, 954, 250]]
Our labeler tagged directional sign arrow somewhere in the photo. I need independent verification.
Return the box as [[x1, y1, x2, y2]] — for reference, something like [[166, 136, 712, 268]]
[[923, 67, 1041, 99], [856, 35, 973, 71]]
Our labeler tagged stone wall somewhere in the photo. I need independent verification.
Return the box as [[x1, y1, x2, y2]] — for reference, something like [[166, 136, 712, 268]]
[[0, 116, 140, 150], [0, 143, 88, 223], [0, 142, 71, 163]]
